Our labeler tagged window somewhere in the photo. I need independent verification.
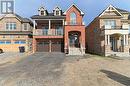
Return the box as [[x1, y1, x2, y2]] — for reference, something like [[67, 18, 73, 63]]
[[0, 41, 5, 44], [6, 22, 16, 30], [56, 10, 59, 15], [104, 20, 116, 29], [23, 23, 28, 30], [6, 41, 11, 44], [0, 41, 11, 44], [70, 12, 76, 25], [15, 40, 26, 44], [41, 11, 44, 15]]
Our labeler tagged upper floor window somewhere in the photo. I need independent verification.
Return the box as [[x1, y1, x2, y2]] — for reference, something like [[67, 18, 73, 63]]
[[38, 7, 47, 16], [6, 22, 16, 30], [41, 11, 44, 15], [54, 6, 61, 16], [104, 20, 116, 29], [70, 12, 76, 25], [56, 11, 60, 15], [23, 23, 28, 30]]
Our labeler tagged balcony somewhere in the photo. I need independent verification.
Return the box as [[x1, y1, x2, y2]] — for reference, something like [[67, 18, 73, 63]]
[[34, 29, 63, 36], [101, 25, 129, 35], [65, 21, 85, 26], [103, 24, 129, 30]]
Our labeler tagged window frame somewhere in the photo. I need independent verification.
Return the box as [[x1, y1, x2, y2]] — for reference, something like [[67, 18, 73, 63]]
[[104, 20, 116, 29], [23, 23, 28, 31], [70, 12, 77, 25], [0, 40, 11, 44], [14, 40, 26, 44], [6, 22, 16, 30]]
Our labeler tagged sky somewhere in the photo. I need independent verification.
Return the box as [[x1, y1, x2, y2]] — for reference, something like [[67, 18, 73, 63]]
[[15, 0, 130, 25]]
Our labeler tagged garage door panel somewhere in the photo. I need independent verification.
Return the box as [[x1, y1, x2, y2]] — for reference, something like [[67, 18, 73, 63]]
[[51, 40, 63, 52], [36, 41, 49, 52]]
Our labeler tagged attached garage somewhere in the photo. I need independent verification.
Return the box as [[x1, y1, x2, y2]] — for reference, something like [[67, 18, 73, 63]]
[[51, 40, 64, 52], [36, 39, 63, 52], [36, 40, 49, 52]]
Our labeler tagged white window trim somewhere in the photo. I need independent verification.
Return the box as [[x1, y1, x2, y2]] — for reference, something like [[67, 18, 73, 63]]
[[5, 22, 16, 31], [23, 23, 28, 31]]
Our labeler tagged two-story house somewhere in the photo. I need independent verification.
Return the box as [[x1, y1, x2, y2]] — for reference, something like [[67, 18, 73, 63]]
[[0, 14, 33, 52], [86, 5, 130, 57], [31, 4, 86, 55]]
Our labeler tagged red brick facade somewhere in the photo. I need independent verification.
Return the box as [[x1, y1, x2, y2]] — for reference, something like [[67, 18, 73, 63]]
[[32, 4, 86, 55]]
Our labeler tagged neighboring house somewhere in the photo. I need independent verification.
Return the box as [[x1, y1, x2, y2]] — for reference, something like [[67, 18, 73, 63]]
[[31, 4, 85, 55], [0, 14, 33, 52], [86, 5, 130, 56]]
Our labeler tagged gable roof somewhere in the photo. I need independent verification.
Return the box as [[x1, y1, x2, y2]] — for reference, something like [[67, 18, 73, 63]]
[[99, 5, 123, 17], [63, 4, 84, 15], [0, 13, 32, 23], [53, 6, 62, 11]]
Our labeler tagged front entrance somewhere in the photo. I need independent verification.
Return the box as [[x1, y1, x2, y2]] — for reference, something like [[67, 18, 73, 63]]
[[69, 31, 80, 48], [36, 39, 63, 52], [110, 34, 123, 52]]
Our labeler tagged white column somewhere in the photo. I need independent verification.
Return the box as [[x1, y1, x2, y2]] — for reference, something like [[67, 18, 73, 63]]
[[48, 20, 51, 35], [33, 20, 36, 34], [63, 19, 65, 25], [123, 35, 126, 45], [49, 20, 51, 30], [105, 35, 107, 45], [108, 35, 110, 45]]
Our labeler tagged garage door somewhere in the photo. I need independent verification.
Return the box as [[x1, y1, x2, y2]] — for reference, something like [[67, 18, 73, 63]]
[[51, 40, 63, 52], [36, 41, 49, 52]]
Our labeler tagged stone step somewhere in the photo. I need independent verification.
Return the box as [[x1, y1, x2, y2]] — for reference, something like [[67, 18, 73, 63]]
[[68, 48, 83, 55]]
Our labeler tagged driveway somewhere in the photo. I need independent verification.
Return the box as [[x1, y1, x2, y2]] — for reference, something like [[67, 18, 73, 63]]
[[0, 52, 66, 86]]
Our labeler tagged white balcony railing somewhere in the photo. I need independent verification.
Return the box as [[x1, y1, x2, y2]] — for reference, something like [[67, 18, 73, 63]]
[[104, 25, 129, 30], [34, 29, 63, 36]]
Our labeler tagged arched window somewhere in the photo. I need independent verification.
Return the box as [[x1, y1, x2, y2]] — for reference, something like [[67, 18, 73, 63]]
[[70, 12, 76, 25]]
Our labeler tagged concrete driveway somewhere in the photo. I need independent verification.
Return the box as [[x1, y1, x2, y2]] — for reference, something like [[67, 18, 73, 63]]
[[0, 52, 66, 86]]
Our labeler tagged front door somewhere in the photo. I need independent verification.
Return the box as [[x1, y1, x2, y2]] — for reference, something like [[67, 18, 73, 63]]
[[69, 33, 80, 48]]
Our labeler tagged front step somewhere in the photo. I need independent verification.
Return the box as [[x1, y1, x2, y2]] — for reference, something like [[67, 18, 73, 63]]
[[106, 52, 130, 57], [68, 48, 83, 55]]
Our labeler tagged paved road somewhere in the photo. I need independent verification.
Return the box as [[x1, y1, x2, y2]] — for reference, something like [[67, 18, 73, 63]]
[[0, 52, 66, 86]]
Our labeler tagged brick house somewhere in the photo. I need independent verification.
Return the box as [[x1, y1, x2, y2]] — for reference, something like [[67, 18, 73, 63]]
[[0, 14, 33, 52], [31, 4, 86, 55], [86, 5, 130, 57]]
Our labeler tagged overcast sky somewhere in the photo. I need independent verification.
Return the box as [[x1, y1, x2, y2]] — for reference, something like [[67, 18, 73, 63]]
[[15, 0, 130, 25]]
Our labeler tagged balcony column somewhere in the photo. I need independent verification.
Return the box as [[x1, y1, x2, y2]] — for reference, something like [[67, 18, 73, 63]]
[[63, 19, 65, 25], [48, 20, 51, 35], [33, 20, 36, 34], [49, 20, 51, 30]]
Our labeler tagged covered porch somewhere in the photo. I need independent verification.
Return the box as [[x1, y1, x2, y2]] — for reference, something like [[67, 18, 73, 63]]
[[104, 33, 129, 56]]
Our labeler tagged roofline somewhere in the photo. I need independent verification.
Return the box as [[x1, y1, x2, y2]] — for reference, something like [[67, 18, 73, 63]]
[[63, 4, 84, 15], [99, 5, 123, 17], [53, 6, 62, 11], [0, 13, 22, 22]]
